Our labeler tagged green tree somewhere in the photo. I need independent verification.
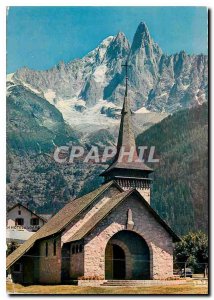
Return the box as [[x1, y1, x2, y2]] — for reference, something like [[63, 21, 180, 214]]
[[6, 241, 19, 256], [174, 231, 208, 273]]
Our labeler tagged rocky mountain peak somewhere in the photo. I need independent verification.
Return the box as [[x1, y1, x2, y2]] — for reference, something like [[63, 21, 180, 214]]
[[10, 22, 208, 116], [105, 32, 130, 60], [98, 36, 114, 50], [131, 22, 153, 52], [115, 31, 127, 41], [138, 22, 150, 37]]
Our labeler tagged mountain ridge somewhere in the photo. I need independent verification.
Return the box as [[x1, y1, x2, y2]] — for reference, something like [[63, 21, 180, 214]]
[[8, 22, 207, 129]]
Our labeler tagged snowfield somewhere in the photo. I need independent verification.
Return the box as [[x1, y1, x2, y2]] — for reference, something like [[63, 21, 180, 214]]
[[93, 65, 108, 84]]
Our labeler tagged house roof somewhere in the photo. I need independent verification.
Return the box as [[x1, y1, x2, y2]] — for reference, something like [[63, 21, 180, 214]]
[[66, 189, 180, 243], [7, 203, 47, 223], [6, 181, 122, 269]]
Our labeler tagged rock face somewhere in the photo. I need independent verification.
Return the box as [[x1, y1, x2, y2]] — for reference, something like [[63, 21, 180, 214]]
[[11, 21, 207, 119]]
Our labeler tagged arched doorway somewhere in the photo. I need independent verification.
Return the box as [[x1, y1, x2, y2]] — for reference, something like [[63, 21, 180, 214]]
[[105, 230, 150, 280]]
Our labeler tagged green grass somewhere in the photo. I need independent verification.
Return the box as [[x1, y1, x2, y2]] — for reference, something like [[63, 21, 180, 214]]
[[7, 283, 208, 295]]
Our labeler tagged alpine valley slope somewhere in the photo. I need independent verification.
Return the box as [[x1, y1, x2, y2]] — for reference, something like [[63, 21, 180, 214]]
[[67, 103, 208, 235], [136, 102, 208, 235], [6, 80, 166, 212], [7, 96, 208, 235]]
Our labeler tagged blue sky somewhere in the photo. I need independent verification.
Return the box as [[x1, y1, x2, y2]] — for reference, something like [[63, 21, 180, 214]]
[[7, 6, 208, 73]]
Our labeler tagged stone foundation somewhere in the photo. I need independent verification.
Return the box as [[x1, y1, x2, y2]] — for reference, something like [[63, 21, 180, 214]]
[[78, 279, 188, 287], [78, 280, 107, 286]]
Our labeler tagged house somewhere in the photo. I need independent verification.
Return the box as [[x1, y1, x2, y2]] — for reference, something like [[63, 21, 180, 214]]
[[6, 203, 51, 245], [7, 203, 48, 232], [6, 70, 180, 284]]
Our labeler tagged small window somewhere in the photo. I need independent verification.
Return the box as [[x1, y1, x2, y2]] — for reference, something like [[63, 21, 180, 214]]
[[72, 245, 75, 254], [13, 263, 22, 273], [53, 240, 57, 256], [18, 210, 21, 215], [15, 218, 24, 226], [76, 245, 79, 253], [30, 218, 39, 226], [45, 242, 48, 257], [79, 244, 83, 253]]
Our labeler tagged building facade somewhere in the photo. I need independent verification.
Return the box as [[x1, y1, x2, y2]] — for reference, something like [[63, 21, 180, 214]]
[[7, 203, 47, 232]]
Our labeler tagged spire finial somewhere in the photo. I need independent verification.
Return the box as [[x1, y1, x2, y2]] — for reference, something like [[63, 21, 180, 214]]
[[122, 60, 130, 97]]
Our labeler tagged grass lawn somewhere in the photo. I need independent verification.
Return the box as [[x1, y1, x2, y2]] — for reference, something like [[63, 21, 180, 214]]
[[7, 282, 208, 295]]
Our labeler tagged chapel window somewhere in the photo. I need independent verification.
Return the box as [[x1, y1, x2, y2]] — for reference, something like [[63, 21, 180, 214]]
[[13, 263, 22, 273], [53, 240, 57, 256], [45, 242, 48, 257]]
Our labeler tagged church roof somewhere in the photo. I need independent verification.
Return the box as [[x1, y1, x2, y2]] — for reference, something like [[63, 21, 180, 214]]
[[7, 181, 180, 269], [66, 190, 130, 243], [66, 189, 180, 243], [6, 180, 122, 269], [100, 160, 153, 176]]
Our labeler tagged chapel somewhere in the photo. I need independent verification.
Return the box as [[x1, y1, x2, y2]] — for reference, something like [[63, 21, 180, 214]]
[[6, 66, 179, 284]]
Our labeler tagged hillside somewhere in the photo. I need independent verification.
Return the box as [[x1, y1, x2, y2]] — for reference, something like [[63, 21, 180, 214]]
[[7, 82, 80, 154], [136, 102, 208, 235], [6, 82, 166, 212]]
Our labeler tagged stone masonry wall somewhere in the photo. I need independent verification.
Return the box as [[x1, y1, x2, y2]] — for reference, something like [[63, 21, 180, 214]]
[[39, 235, 61, 284], [84, 194, 174, 279], [70, 244, 84, 278]]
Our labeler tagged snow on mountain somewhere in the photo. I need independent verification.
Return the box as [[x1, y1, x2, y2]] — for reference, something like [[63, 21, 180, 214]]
[[135, 107, 150, 114], [6, 73, 14, 82], [8, 21, 208, 132], [55, 98, 120, 133], [44, 89, 56, 104], [92, 64, 108, 83]]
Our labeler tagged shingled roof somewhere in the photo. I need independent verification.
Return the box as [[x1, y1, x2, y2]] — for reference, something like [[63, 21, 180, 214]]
[[66, 189, 180, 243], [100, 160, 153, 176], [100, 72, 152, 177], [6, 181, 122, 269], [66, 190, 130, 243]]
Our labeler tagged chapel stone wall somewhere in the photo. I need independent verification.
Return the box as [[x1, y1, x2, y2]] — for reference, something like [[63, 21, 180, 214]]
[[83, 194, 174, 279], [39, 236, 61, 284]]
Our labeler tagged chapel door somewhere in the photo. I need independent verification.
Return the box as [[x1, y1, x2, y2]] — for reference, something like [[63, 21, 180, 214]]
[[112, 244, 126, 279]]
